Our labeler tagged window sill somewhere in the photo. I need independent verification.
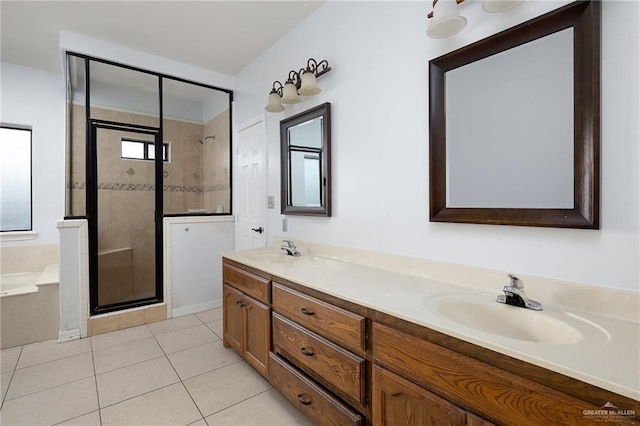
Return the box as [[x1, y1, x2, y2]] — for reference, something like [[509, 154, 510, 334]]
[[0, 231, 38, 242]]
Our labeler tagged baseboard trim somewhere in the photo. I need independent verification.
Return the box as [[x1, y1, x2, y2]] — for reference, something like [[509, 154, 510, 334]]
[[172, 299, 222, 318], [58, 329, 81, 343]]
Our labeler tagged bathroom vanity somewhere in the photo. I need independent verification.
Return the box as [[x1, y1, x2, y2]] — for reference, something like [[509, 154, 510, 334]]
[[222, 243, 639, 425]]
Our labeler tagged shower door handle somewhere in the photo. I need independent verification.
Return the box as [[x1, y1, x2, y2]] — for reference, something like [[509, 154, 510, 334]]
[[251, 227, 264, 234]]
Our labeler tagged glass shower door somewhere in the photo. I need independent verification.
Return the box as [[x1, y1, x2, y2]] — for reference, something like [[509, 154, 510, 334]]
[[90, 124, 162, 312]]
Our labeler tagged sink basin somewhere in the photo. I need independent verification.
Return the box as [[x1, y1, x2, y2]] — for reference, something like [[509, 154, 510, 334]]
[[428, 297, 584, 345]]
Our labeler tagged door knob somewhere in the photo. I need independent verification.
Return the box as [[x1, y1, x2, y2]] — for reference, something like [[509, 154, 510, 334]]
[[251, 227, 264, 234]]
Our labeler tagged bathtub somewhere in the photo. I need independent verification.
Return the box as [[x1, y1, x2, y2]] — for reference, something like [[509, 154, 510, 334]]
[[0, 264, 60, 349]]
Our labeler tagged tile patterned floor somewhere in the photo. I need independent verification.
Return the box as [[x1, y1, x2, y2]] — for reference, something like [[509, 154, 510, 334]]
[[0, 308, 311, 426]]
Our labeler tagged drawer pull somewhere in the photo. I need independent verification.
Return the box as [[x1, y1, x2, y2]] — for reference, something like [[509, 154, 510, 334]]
[[297, 393, 312, 405], [236, 300, 245, 308], [300, 347, 315, 357], [300, 307, 315, 316]]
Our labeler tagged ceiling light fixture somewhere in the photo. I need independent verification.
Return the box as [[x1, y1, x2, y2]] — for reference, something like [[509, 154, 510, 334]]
[[265, 58, 331, 113], [426, 0, 524, 39]]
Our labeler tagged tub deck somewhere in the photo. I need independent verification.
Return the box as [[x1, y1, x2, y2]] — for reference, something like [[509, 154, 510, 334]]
[[0, 265, 58, 298]]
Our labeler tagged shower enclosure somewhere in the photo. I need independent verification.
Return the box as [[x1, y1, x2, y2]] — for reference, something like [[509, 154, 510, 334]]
[[66, 54, 232, 315]]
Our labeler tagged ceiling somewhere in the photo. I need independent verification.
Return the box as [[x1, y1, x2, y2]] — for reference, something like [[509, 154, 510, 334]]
[[0, 1, 325, 76]]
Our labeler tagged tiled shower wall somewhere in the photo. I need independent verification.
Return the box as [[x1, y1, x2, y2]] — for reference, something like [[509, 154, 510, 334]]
[[203, 109, 231, 213], [162, 116, 206, 214]]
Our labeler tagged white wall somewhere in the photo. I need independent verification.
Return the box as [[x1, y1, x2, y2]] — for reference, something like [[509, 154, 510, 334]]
[[0, 62, 66, 246], [235, 1, 640, 292]]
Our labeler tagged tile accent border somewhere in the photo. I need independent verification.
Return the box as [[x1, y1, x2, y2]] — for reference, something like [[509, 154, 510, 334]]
[[69, 181, 230, 193]]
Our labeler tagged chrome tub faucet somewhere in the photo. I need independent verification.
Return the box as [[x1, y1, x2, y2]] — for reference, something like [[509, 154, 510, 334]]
[[496, 274, 542, 311], [280, 240, 301, 257]]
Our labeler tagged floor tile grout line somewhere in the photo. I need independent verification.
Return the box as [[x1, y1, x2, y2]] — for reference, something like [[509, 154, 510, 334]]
[[162, 336, 224, 358], [51, 409, 100, 426], [4, 351, 95, 402], [13, 344, 93, 371], [4, 347, 94, 401], [91, 326, 155, 352], [97, 381, 183, 411], [2, 374, 97, 405], [89, 337, 104, 426], [152, 325, 208, 424], [94, 353, 167, 377], [203, 386, 275, 420], [177, 358, 244, 382], [0, 345, 23, 410], [150, 319, 219, 339]]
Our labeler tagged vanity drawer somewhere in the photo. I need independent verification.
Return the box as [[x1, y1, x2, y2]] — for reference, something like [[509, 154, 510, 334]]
[[272, 313, 366, 405], [272, 282, 365, 353], [223, 263, 270, 304], [269, 353, 364, 426]]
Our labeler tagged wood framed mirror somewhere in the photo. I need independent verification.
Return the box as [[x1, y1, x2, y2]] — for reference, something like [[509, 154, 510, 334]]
[[281, 102, 331, 216], [429, 0, 600, 228]]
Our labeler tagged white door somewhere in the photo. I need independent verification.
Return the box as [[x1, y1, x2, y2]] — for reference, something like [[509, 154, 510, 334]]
[[235, 120, 267, 250]]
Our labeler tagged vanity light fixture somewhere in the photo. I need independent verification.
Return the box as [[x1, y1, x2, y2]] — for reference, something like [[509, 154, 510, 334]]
[[264, 58, 331, 113], [426, 0, 524, 39]]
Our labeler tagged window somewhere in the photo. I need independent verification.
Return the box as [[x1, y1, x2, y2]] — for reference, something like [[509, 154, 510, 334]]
[[121, 139, 169, 162], [0, 126, 32, 232]]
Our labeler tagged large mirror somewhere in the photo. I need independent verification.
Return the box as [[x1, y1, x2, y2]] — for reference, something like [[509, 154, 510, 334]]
[[429, 0, 600, 228], [281, 103, 331, 216]]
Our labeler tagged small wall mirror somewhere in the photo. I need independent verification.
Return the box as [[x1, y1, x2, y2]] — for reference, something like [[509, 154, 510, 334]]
[[429, 1, 600, 228], [281, 103, 331, 216]]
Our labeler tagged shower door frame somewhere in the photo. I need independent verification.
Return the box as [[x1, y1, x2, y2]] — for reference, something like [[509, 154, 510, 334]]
[[88, 120, 164, 315], [66, 52, 235, 317]]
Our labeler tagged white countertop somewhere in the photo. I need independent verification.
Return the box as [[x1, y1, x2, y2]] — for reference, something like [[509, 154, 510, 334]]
[[223, 244, 640, 402]]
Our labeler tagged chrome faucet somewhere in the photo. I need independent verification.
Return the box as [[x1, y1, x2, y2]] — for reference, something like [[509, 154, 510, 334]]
[[280, 240, 301, 257], [496, 274, 542, 311]]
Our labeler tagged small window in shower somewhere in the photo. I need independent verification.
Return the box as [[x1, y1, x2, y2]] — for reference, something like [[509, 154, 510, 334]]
[[0, 126, 32, 232], [121, 139, 169, 162]]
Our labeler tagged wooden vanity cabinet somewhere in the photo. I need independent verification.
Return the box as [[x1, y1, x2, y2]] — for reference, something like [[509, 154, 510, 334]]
[[222, 262, 271, 378], [222, 259, 639, 426]]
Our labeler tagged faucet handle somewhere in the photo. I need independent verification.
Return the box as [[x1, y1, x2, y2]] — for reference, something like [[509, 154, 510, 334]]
[[281, 240, 295, 248], [508, 274, 524, 289]]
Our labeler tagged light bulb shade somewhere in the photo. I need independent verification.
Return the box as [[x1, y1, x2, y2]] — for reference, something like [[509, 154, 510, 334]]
[[427, 0, 467, 39], [483, 0, 524, 13], [265, 91, 285, 112], [281, 81, 301, 104], [298, 71, 321, 96]]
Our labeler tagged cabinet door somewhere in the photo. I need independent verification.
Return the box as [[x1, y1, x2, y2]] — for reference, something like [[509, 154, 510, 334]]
[[373, 365, 466, 426], [467, 412, 497, 426], [223, 284, 244, 353], [244, 295, 270, 378]]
